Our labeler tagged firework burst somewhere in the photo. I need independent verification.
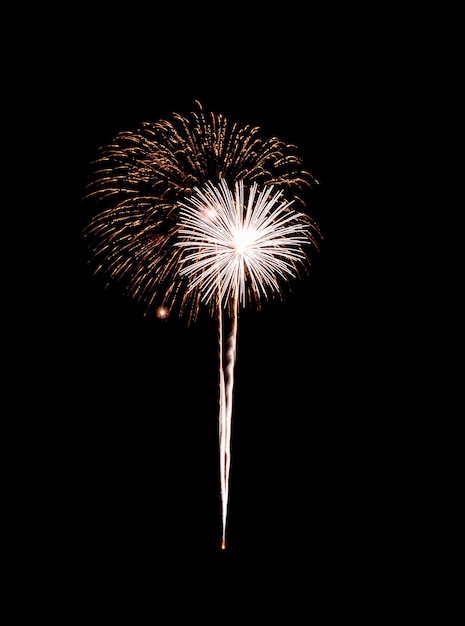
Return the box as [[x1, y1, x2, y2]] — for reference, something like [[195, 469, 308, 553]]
[[83, 101, 322, 549], [83, 100, 320, 323], [176, 179, 316, 309]]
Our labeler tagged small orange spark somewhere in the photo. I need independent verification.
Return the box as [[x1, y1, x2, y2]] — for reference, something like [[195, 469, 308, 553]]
[[156, 306, 169, 319], [221, 540, 226, 550]]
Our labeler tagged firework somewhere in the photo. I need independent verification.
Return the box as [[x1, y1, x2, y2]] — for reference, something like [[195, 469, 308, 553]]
[[83, 101, 321, 549], [176, 178, 318, 547], [176, 179, 317, 308]]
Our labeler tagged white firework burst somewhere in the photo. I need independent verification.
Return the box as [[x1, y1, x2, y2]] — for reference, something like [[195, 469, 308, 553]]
[[175, 178, 315, 310]]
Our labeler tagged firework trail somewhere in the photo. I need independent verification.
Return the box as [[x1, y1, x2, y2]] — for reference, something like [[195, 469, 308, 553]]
[[83, 101, 321, 549]]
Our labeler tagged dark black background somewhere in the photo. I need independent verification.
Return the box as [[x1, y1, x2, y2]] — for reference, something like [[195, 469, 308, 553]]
[[13, 5, 436, 617]]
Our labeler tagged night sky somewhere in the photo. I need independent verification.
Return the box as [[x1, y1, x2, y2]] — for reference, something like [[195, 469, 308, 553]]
[[21, 7, 424, 614]]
